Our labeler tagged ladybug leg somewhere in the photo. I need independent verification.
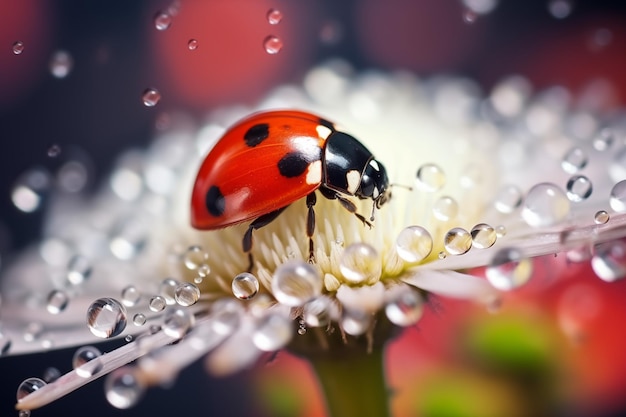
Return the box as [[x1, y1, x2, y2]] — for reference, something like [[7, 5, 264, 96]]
[[243, 206, 288, 272], [334, 194, 373, 229], [306, 192, 317, 263]]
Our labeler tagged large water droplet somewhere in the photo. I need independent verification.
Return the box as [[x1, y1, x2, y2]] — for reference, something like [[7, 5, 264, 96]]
[[142, 88, 161, 107], [73, 345, 103, 378], [522, 182, 570, 227], [12, 41, 25, 55], [105, 367, 145, 409], [49, 50, 73, 79], [16, 377, 46, 401], [591, 239, 626, 282], [149, 295, 166, 312], [566, 175, 593, 202], [494, 184, 522, 213], [267, 8, 283, 25], [470, 223, 497, 249], [154, 11, 172, 30], [162, 308, 195, 339], [232, 272, 259, 300], [183, 245, 209, 270], [263, 35, 283, 54], [159, 278, 178, 305], [86, 298, 127, 338], [252, 312, 293, 351], [486, 247, 533, 290], [395, 226, 433, 263], [415, 163, 446, 192], [121, 285, 141, 307], [432, 196, 458, 221], [443, 227, 472, 255], [594, 210, 610, 225], [385, 287, 424, 327], [272, 261, 321, 307], [174, 282, 200, 306], [66, 254, 92, 285], [339, 243, 382, 284], [187, 39, 198, 50], [46, 289, 69, 314], [561, 147, 588, 174], [303, 296, 334, 327], [609, 180, 626, 212]]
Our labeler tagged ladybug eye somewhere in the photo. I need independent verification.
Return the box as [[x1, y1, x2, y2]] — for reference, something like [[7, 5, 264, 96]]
[[359, 173, 375, 197]]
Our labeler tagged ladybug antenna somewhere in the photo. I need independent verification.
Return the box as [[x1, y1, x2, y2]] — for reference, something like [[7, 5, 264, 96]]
[[390, 182, 413, 191]]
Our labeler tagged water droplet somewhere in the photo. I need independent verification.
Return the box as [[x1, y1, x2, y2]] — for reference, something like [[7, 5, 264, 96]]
[[183, 245, 209, 270], [121, 285, 141, 307], [566, 175, 593, 202], [494, 184, 522, 213], [591, 239, 626, 282], [470, 223, 496, 249], [49, 50, 73, 79], [486, 247, 533, 290], [561, 147, 588, 174], [163, 308, 194, 339], [42, 367, 61, 383], [86, 298, 127, 338], [142, 88, 161, 107], [443, 227, 472, 255], [522, 182, 570, 227], [609, 180, 626, 212], [105, 367, 145, 409], [339, 243, 382, 284], [187, 38, 198, 50], [432, 196, 458, 221], [125, 335, 133, 342], [12, 41, 25, 55], [341, 308, 371, 336], [46, 290, 69, 314], [395, 226, 433, 263], [593, 128, 615, 151], [272, 261, 322, 307], [252, 312, 293, 351], [23, 322, 43, 342], [263, 35, 283, 54], [159, 278, 178, 305], [266, 8, 283, 24], [495, 225, 507, 237], [594, 210, 610, 225], [415, 163, 446, 192], [211, 300, 242, 335], [197, 263, 211, 278], [174, 282, 200, 306], [232, 272, 260, 300], [73, 345, 103, 378], [0, 332, 11, 355], [385, 287, 424, 327], [438, 251, 447, 260], [303, 296, 333, 327], [149, 295, 166, 312], [47, 144, 61, 158], [154, 11, 172, 31], [66, 254, 92, 285], [16, 377, 46, 401], [133, 313, 147, 326], [11, 168, 51, 213]]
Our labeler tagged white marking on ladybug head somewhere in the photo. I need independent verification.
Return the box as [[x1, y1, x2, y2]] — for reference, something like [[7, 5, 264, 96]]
[[316, 125, 332, 140], [369, 160, 380, 171], [372, 186, 380, 199], [346, 169, 361, 194], [306, 160, 323, 185]]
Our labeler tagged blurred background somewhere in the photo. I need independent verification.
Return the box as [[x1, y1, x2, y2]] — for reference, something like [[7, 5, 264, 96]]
[[1, 0, 626, 416]]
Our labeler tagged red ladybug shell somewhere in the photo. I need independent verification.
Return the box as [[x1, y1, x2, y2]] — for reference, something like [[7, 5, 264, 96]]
[[191, 110, 334, 229]]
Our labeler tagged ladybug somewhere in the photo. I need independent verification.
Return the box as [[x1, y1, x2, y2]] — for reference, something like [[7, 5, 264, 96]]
[[191, 110, 390, 270]]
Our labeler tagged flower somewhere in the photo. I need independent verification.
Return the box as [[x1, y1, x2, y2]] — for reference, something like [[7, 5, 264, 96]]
[[3, 60, 626, 415]]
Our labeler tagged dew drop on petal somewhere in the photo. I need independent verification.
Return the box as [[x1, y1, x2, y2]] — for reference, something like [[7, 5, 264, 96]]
[[561, 147, 588, 174], [593, 128, 615, 151], [49, 50, 73, 79], [594, 210, 610, 225], [415, 163, 446, 192], [385, 288, 424, 327], [12, 41, 25, 55], [566, 175, 593, 202], [187, 39, 198, 50], [86, 298, 127, 338], [494, 184, 522, 213], [272, 260, 322, 306], [197, 263, 211, 278], [66, 254, 92, 286], [395, 226, 433, 263], [46, 289, 69, 314], [471, 223, 497, 249], [174, 282, 200, 306], [159, 278, 178, 305], [609, 180, 626, 212], [154, 11, 172, 31], [443, 227, 472, 255], [486, 247, 533, 290], [266, 8, 283, 25], [73, 345, 103, 378], [438, 251, 447, 260], [121, 285, 141, 307], [105, 367, 145, 409], [339, 243, 382, 284], [432, 196, 458, 221], [252, 312, 293, 351], [495, 225, 507, 237], [183, 245, 209, 270], [149, 295, 166, 312], [16, 377, 46, 401], [303, 296, 333, 327], [263, 35, 283, 54], [232, 272, 259, 300], [522, 182, 570, 227], [47, 144, 61, 158], [211, 300, 242, 335], [133, 313, 147, 326], [142, 88, 161, 107], [341, 308, 371, 336], [591, 239, 626, 282], [162, 308, 194, 339]]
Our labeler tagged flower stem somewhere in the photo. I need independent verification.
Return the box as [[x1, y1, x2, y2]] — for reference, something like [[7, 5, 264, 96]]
[[309, 347, 390, 417]]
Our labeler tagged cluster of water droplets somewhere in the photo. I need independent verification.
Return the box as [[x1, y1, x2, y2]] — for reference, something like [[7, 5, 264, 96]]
[[263, 8, 284, 54]]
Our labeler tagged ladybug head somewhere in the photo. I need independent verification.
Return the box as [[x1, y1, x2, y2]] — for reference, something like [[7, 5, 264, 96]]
[[357, 158, 391, 216]]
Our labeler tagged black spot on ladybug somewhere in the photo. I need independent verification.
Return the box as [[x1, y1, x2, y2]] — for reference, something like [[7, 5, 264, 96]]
[[205, 185, 225, 217], [278, 152, 312, 178], [244, 123, 270, 147]]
